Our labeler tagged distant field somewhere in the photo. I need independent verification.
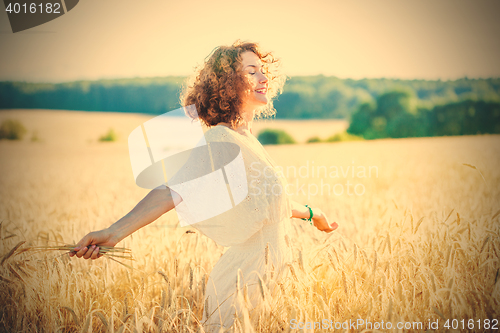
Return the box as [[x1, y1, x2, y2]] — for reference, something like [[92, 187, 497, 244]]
[[0, 109, 499, 332], [0, 109, 348, 145], [252, 118, 348, 143]]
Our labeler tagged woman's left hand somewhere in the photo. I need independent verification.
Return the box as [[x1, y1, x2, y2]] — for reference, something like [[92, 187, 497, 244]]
[[311, 208, 338, 233]]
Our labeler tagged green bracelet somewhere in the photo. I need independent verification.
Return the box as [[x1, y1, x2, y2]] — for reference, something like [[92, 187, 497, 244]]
[[301, 204, 313, 225]]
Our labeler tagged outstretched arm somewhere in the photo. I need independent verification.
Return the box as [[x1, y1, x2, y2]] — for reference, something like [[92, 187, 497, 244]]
[[290, 199, 338, 233], [70, 185, 182, 259]]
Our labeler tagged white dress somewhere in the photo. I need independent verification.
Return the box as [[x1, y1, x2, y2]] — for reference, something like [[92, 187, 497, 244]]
[[170, 124, 293, 331]]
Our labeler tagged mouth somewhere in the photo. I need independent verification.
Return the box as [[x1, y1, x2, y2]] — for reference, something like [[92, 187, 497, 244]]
[[255, 88, 267, 95]]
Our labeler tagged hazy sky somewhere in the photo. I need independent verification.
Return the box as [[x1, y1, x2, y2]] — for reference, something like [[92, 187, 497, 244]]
[[1, 0, 499, 82]]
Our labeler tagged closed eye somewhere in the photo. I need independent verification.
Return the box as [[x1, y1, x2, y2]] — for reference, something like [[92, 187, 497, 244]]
[[246, 64, 266, 75], [249, 69, 266, 76]]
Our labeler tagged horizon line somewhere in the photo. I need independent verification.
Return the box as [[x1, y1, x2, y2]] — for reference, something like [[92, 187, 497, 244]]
[[1, 74, 499, 85]]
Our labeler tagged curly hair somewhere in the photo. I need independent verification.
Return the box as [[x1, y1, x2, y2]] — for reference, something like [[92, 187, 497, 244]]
[[180, 40, 286, 128]]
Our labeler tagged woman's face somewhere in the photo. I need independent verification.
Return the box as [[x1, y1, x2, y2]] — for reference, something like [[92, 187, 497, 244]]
[[240, 51, 269, 109]]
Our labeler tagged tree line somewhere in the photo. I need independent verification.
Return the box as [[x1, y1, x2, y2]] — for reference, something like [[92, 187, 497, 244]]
[[0, 77, 185, 115], [1, 76, 499, 120], [347, 89, 500, 139], [1, 75, 499, 139]]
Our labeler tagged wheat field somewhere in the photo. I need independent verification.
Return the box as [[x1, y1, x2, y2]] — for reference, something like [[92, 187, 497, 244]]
[[0, 110, 499, 332]]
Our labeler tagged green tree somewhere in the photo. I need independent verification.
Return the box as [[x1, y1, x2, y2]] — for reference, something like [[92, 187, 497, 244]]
[[347, 102, 375, 136], [375, 89, 415, 118], [0, 119, 27, 140], [257, 129, 296, 145], [307, 136, 322, 143]]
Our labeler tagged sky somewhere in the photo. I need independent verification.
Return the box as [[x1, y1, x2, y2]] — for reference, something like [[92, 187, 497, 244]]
[[0, 0, 499, 83]]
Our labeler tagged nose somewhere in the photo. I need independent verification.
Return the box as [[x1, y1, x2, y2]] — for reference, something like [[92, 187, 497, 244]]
[[259, 72, 268, 84]]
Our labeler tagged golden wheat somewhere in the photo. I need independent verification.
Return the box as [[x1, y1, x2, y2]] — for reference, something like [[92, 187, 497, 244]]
[[0, 111, 499, 332]]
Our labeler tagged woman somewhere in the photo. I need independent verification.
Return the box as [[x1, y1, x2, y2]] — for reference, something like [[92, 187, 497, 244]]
[[70, 40, 338, 331]]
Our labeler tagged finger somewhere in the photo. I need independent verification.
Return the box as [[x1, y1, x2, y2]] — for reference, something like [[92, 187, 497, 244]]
[[75, 246, 88, 258], [324, 223, 338, 233], [73, 236, 92, 254], [83, 245, 96, 259], [91, 246, 100, 260], [85, 245, 98, 260], [73, 239, 86, 252]]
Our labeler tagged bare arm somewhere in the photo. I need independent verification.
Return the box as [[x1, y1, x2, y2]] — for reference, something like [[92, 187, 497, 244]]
[[70, 185, 182, 259], [107, 185, 182, 244], [289, 199, 338, 233]]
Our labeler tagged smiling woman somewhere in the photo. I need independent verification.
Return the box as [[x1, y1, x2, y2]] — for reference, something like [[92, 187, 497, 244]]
[[70, 40, 338, 333], [180, 40, 286, 131]]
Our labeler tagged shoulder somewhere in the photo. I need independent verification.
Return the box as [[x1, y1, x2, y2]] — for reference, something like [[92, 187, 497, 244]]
[[204, 125, 236, 143]]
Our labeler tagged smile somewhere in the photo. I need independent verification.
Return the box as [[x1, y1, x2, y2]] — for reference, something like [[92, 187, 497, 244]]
[[255, 88, 267, 94]]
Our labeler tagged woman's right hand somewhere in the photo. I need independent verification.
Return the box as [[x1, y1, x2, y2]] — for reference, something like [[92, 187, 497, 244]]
[[69, 228, 117, 260]]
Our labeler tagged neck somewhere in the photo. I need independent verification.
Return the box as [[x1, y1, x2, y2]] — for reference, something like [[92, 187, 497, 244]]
[[237, 105, 256, 133], [219, 107, 255, 134], [236, 118, 253, 134]]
